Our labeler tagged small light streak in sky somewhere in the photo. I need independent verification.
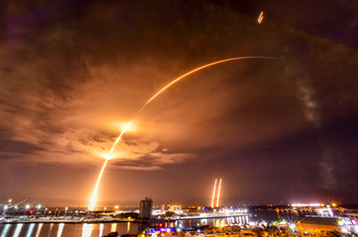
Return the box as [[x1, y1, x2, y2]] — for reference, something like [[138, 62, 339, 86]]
[[258, 11, 264, 24], [216, 178, 222, 207], [211, 178, 217, 208]]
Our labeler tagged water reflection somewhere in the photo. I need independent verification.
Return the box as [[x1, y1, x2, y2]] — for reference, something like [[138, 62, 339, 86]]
[[48, 223, 54, 237], [1, 224, 10, 237], [57, 223, 65, 237], [0, 222, 138, 237], [82, 223, 93, 237], [111, 223, 117, 233], [14, 224, 23, 237], [26, 224, 35, 237], [99, 224, 103, 237], [35, 223, 43, 237]]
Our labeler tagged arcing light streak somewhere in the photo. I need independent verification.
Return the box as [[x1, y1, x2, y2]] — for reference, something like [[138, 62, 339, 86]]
[[90, 121, 132, 209], [90, 56, 276, 208], [216, 178, 222, 207], [137, 56, 275, 114], [89, 158, 109, 209], [109, 121, 132, 154], [211, 179, 217, 208]]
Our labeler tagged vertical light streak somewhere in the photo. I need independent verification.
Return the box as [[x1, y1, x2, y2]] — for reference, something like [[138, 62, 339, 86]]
[[111, 223, 117, 233], [57, 223, 65, 237], [26, 224, 35, 237], [81, 224, 87, 237], [1, 224, 10, 237], [90, 56, 275, 208], [35, 223, 43, 237], [82, 223, 93, 237], [211, 179, 217, 208], [216, 178, 222, 207], [13, 224, 23, 237], [48, 223, 54, 237], [99, 224, 104, 237], [127, 222, 131, 232]]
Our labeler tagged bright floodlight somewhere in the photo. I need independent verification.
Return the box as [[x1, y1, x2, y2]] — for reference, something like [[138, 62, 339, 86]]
[[37, 205, 41, 209], [25, 205, 30, 209], [4, 205, 8, 210]]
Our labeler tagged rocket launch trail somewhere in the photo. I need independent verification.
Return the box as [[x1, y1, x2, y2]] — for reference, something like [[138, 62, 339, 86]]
[[90, 56, 276, 208]]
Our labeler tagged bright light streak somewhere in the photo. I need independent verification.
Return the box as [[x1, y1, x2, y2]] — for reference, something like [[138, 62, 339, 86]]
[[137, 56, 275, 114], [99, 224, 104, 237], [216, 178, 222, 207], [89, 158, 109, 209], [90, 56, 276, 208], [13, 224, 23, 237], [211, 179, 217, 208], [57, 223, 65, 237], [26, 223, 35, 237], [111, 223, 117, 233], [258, 12, 264, 23], [2, 224, 10, 237], [35, 223, 43, 237], [109, 121, 132, 154]]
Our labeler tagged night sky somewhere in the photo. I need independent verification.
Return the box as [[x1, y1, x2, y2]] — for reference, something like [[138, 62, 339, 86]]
[[1, 0, 358, 208]]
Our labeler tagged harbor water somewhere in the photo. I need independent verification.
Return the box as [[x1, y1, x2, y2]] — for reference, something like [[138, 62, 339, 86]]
[[0, 222, 138, 237]]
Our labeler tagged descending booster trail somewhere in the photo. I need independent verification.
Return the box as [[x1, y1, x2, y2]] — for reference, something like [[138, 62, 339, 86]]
[[89, 56, 275, 208]]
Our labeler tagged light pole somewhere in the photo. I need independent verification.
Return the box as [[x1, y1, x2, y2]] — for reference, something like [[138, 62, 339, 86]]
[[54, 207, 58, 218], [11, 206, 18, 218], [25, 205, 30, 219], [2, 205, 8, 217], [65, 207, 68, 218], [35, 205, 41, 219]]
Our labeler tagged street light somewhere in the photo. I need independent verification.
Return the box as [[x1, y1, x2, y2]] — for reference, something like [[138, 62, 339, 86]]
[[12, 205, 18, 218], [25, 205, 30, 217], [36, 205, 41, 218], [54, 207, 58, 218], [2, 205, 8, 216], [65, 207, 68, 218]]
